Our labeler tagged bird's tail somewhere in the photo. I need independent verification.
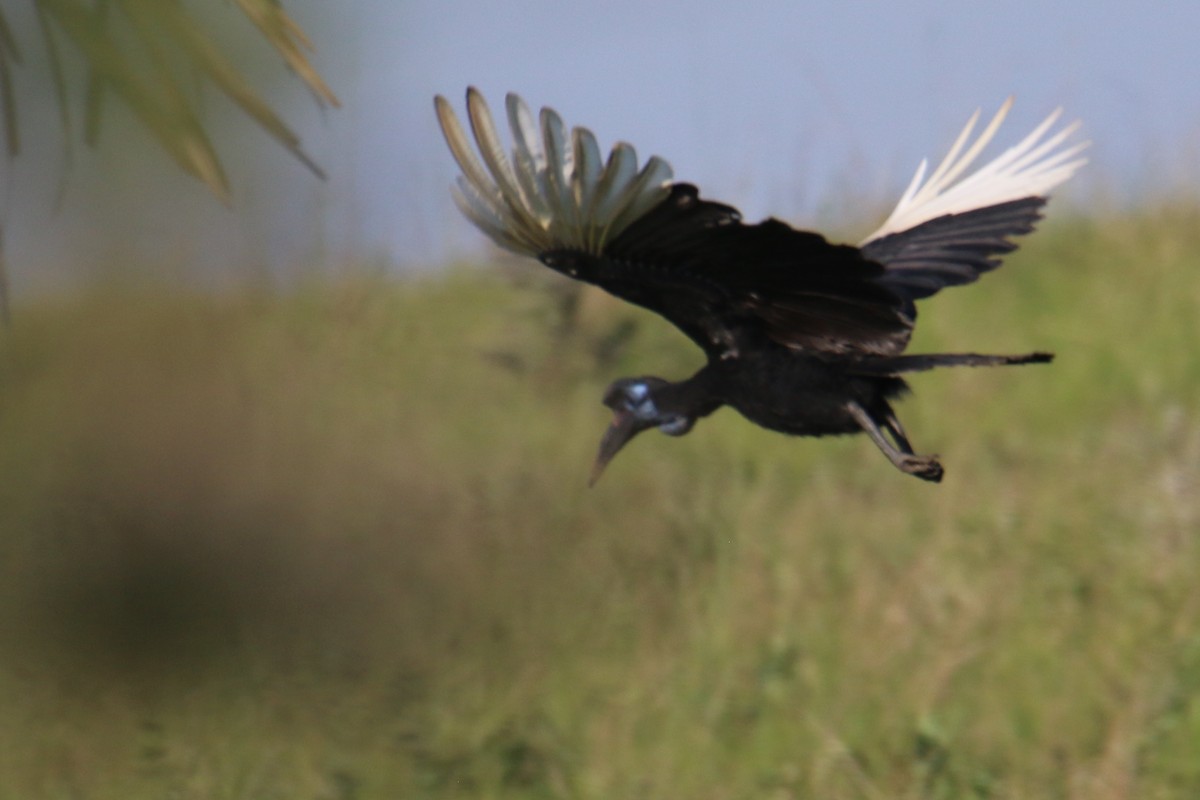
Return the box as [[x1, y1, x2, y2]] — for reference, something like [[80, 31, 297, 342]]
[[851, 352, 1053, 375]]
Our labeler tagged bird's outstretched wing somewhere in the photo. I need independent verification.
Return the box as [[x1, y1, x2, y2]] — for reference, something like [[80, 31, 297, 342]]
[[435, 88, 1085, 359], [597, 183, 909, 357], [860, 99, 1088, 303]]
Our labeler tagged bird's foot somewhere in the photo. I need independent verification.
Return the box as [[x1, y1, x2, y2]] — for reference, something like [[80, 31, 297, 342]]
[[900, 454, 944, 483]]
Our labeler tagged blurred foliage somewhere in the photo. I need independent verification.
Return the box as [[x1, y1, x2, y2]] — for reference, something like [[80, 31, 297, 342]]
[[5, 0, 338, 203], [1, 205, 1200, 798]]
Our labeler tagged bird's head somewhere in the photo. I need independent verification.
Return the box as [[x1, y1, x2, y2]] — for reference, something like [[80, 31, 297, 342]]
[[590, 377, 696, 485]]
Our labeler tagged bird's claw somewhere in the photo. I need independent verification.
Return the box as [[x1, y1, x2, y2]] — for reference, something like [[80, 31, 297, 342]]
[[901, 454, 944, 483]]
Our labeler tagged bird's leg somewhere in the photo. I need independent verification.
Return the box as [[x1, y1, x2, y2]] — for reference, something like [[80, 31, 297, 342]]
[[881, 406, 913, 453], [846, 401, 943, 482]]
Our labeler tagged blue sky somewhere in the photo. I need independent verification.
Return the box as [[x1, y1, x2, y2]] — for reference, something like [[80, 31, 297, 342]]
[[7, 1, 1200, 286]]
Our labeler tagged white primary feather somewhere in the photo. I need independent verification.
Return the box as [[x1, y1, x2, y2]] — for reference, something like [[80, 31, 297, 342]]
[[435, 88, 674, 257], [862, 98, 1088, 245]]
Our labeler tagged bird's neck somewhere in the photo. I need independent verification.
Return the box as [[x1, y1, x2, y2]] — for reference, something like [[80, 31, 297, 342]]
[[657, 362, 727, 420]]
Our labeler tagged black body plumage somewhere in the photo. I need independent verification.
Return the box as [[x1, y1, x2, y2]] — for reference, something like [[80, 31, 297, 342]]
[[435, 89, 1085, 483]]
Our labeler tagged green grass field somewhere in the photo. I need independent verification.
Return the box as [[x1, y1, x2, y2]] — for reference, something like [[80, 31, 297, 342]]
[[1, 207, 1199, 799]]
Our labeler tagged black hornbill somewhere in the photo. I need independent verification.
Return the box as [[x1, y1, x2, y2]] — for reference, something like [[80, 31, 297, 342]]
[[435, 89, 1086, 483]]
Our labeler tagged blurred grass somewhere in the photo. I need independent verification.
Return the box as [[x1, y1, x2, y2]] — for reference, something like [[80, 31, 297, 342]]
[[1, 207, 1200, 799]]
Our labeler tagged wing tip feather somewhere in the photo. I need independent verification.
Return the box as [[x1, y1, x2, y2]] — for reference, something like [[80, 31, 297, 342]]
[[435, 88, 674, 258], [863, 99, 1086, 245]]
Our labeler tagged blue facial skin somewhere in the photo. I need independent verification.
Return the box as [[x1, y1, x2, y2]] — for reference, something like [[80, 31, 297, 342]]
[[658, 415, 693, 436], [615, 380, 693, 436], [592, 377, 699, 485]]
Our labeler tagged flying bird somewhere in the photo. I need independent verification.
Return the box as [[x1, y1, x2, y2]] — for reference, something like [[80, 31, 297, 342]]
[[435, 88, 1086, 484]]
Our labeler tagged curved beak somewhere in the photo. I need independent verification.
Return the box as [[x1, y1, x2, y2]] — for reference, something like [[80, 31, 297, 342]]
[[589, 409, 648, 486]]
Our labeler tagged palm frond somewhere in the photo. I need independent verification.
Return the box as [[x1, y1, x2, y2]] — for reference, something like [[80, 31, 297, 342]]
[[38, 0, 232, 201], [12, 0, 340, 202], [230, 0, 339, 108], [32, 0, 74, 157], [122, 0, 327, 180], [0, 8, 21, 158]]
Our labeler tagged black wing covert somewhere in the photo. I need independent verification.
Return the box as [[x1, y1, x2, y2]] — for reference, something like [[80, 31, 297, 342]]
[[595, 184, 913, 358], [862, 197, 1046, 302]]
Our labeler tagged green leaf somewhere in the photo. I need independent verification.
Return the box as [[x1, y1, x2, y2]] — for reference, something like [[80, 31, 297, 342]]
[[122, 0, 326, 179], [231, 0, 340, 108], [0, 8, 21, 158], [25, 0, 340, 202], [38, 0, 232, 202]]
